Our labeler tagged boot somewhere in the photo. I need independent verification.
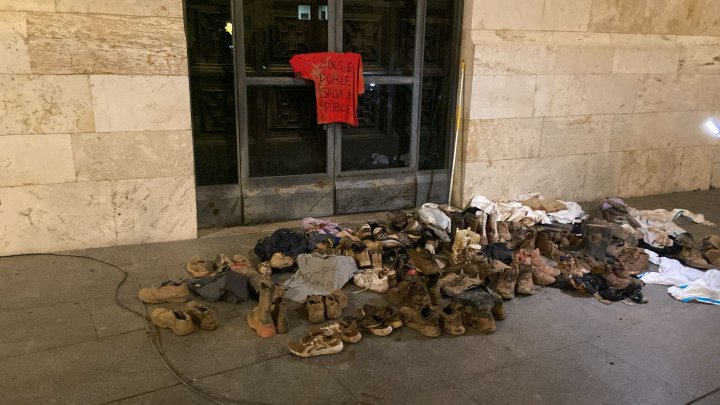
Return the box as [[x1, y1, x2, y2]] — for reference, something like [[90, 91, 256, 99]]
[[515, 263, 534, 295], [246, 278, 276, 338], [425, 273, 442, 305], [400, 304, 442, 338], [497, 221, 511, 242], [324, 290, 348, 320], [364, 240, 384, 269], [271, 285, 288, 334], [355, 249, 372, 268], [439, 302, 465, 336], [583, 223, 612, 259], [493, 265, 518, 300], [530, 249, 560, 277], [463, 307, 496, 334], [486, 213, 498, 244]]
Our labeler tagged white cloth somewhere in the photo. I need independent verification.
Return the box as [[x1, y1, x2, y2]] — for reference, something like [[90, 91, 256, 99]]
[[627, 208, 716, 248], [468, 194, 585, 226], [639, 250, 720, 305]]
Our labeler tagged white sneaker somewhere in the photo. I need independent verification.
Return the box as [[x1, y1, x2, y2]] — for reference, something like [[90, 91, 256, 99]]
[[353, 268, 389, 293]]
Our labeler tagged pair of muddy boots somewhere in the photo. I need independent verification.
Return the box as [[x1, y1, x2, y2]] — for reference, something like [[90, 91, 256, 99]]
[[247, 278, 288, 338], [493, 259, 533, 300], [455, 286, 504, 334], [306, 290, 348, 323], [152, 301, 218, 336]]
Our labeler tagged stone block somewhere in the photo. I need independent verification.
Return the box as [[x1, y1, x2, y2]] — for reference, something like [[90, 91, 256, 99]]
[[508, 155, 588, 201], [553, 32, 614, 74], [583, 152, 622, 201], [0, 181, 116, 255], [72, 130, 193, 181], [462, 160, 513, 202], [540, 115, 613, 157], [677, 36, 720, 74], [542, 0, 593, 31], [0, 12, 30, 74], [643, 0, 704, 35], [56, 0, 183, 18], [465, 118, 542, 162], [534, 75, 638, 117], [678, 146, 714, 191], [698, 0, 720, 37], [27, 12, 187, 75], [471, 31, 556, 75], [470, 0, 544, 30], [611, 34, 679, 74], [611, 111, 720, 152], [469, 75, 536, 119], [90, 75, 191, 132], [0, 0, 54, 12], [0, 134, 75, 187], [712, 163, 720, 188], [635, 74, 720, 113], [618, 149, 682, 197], [0, 75, 94, 135], [589, 0, 647, 33], [113, 176, 197, 245]]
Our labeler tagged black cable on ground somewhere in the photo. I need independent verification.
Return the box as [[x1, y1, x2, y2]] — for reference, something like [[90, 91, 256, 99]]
[[0, 253, 248, 405]]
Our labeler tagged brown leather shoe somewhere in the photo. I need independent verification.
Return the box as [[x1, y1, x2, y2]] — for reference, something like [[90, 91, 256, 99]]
[[151, 308, 194, 336], [138, 280, 190, 304]]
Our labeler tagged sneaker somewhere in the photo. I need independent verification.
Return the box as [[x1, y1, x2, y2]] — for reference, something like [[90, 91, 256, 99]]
[[138, 280, 190, 304], [356, 223, 374, 240], [186, 301, 218, 330], [324, 290, 348, 319], [360, 304, 395, 336], [270, 252, 294, 269], [373, 225, 412, 248], [186, 256, 211, 278], [462, 307, 496, 334], [386, 280, 431, 309], [151, 308, 194, 336], [438, 273, 484, 297], [400, 305, 441, 338], [353, 268, 389, 293], [314, 316, 362, 343], [288, 329, 344, 358], [440, 302, 465, 336], [306, 295, 326, 323], [408, 247, 441, 275], [215, 253, 233, 270]]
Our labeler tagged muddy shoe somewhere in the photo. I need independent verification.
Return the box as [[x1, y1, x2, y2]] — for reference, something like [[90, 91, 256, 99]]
[[270, 252, 294, 269], [361, 304, 394, 336], [288, 328, 344, 358], [306, 295, 326, 323], [186, 256, 211, 278], [440, 302, 465, 336], [215, 253, 233, 270], [409, 247, 442, 275], [491, 301, 505, 321], [493, 265, 519, 300], [702, 235, 720, 266], [186, 301, 218, 330], [353, 268, 389, 293], [463, 307, 496, 334], [315, 316, 362, 344], [439, 273, 484, 297], [151, 308, 195, 336], [497, 222, 512, 242], [138, 280, 190, 304], [616, 247, 649, 275], [364, 241, 384, 269], [271, 285, 288, 334], [355, 249, 372, 268], [363, 303, 402, 329], [530, 249, 560, 277], [386, 280, 431, 309], [400, 304, 442, 338], [324, 290, 348, 320], [515, 263, 534, 295]]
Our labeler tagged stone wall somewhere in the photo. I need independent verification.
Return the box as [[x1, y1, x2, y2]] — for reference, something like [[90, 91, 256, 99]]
[[0, 1, 196, 255], [455, 0, 720, 206]]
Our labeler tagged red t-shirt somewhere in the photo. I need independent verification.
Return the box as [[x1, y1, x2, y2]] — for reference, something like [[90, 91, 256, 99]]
[[289, 52, 364, 126]]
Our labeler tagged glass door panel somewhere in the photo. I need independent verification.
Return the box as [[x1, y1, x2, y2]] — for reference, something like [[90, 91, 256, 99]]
[[244, 0, 329, 76], [343, 0, 416, 76], [247, 85, 327, 177], [341, 83, 412, 171]]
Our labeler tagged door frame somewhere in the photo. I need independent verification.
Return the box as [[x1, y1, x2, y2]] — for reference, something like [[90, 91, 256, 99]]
[[197, 0, 462, 226]]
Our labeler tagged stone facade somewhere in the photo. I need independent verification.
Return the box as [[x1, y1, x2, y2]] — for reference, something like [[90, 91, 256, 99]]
[[0, 1, 195, 255], [456, 0, 720, 206]]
